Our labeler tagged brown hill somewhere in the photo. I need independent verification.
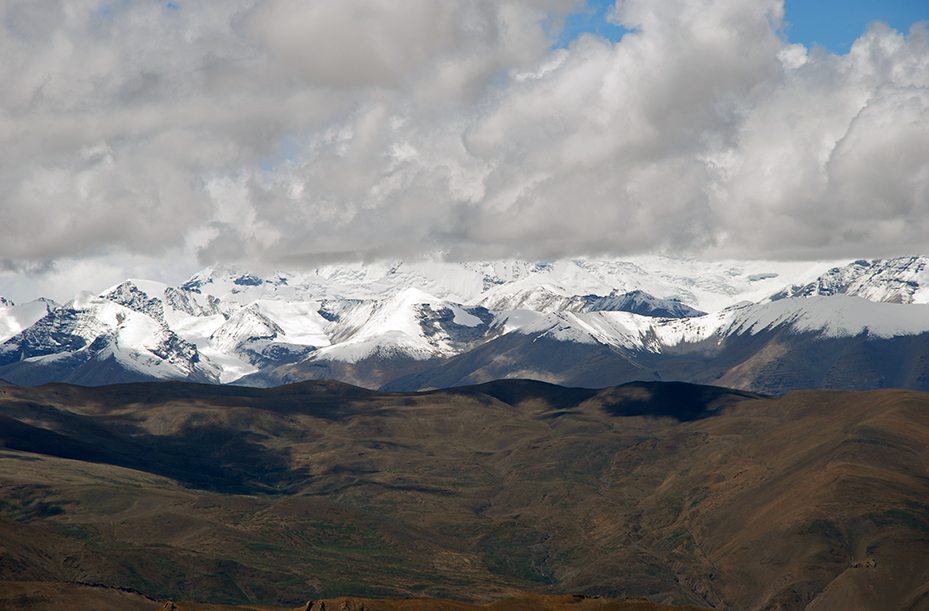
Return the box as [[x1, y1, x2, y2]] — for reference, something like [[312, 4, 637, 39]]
[[0, 380, 928, 610], [0, 584, 701, 611]]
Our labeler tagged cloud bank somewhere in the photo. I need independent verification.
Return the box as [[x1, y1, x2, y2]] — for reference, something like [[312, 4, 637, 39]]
[[1, 0, 928, 282]]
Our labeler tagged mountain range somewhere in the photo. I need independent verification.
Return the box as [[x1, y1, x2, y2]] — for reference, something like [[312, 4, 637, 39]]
[[1, 255, 928, 393]]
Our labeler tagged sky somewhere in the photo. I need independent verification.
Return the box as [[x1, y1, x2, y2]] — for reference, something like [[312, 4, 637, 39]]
[[0, 0, 927, 303]]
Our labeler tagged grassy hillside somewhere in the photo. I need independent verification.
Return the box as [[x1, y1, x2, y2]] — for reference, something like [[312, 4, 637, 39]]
[[0, 380, 927, 610]]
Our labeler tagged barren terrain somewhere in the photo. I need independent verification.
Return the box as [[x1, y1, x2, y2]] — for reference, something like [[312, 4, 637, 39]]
[[0, 380, 928, 610]]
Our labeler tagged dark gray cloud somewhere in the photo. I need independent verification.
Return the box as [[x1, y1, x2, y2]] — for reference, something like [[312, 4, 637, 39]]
[[0, 0, 927, 301]]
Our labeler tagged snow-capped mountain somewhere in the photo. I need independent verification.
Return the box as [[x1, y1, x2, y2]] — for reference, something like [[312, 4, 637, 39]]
[[303, 288, 492, 363], [513, 295, 929, 352], [180, 255, 842, 311], [1, 254, 928, 393], [0, 290, 219, 385], [0, 297, 59, 343], [772, 256, 929, 304]]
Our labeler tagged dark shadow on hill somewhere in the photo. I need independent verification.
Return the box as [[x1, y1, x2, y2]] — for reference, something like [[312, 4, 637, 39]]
[[0, 379, 395, 494], [139, 422, 310, 494], [441, 379, 599, 410], [0, 412, 129, 466], [0, 401, 309, 495], [597, 381, 764, 421], [40, 378, 382, 419]]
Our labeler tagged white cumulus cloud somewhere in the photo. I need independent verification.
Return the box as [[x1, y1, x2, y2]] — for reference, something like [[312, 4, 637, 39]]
[[0, 0, 927, 301]]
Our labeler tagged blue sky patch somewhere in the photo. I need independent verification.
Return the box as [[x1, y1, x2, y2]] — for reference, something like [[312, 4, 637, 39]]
[[553, 0, 926, 54], [783, 0, 927, 53], [551, 0, 630, 48]]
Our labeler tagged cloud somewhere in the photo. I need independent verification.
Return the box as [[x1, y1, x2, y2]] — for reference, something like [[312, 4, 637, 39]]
[[0, 0, 927, 292], [242, 0, 570, 93], [707, 23, 929, 257]]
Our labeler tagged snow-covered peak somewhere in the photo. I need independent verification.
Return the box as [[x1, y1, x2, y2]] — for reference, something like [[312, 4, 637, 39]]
[[308, 288, 490, 364], [773, 256, 929, 304], [475, 278, 577, 313], [101, 281, 166, 322], [0, 291, 217, 382], [180, 265, 305, 304], [0, 298, 59, 343], [174, 256, 848, 313], [313, 288, 451, 362], [517, 311, 649, 348], [654, 295, 929, 348], [210, 304, 284, 353], [102, 279, 222, 324], [511, 294, 929, 357]]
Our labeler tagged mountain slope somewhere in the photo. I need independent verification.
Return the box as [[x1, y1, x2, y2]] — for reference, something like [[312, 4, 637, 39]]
[[382, 296, 929, 393], [774, 256, 929, 304], [0, 379, 928, 610]]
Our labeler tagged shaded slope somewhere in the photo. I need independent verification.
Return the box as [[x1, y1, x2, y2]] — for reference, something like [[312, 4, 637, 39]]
[[382, 333, 659, 391], [380, 325, 929, 395], [441, 378, 601, 411], [591, 381, 763, 421], [0, 380, 382, 494]]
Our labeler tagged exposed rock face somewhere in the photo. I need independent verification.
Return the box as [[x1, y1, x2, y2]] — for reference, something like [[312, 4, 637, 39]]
[[576, 290, 706, 317], [163, 286, 221, 318], [103, 282, 166, 322]]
